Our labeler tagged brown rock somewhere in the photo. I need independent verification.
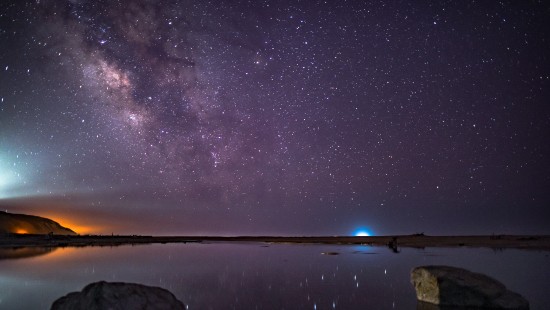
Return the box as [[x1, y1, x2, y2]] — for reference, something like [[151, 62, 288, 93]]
[[411, 265, 529, 309], [51, 281, 185, 310]]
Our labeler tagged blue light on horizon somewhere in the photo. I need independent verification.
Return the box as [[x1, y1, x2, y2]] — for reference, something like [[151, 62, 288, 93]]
[[353, 228, 372, 237]]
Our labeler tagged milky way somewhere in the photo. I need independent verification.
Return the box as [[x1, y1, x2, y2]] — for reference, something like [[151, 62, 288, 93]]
[[1, 1, 549, 235]]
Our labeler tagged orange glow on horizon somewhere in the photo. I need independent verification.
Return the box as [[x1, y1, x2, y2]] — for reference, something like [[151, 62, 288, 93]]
[[39, 214, 104, 235], [15, 228, 28, 234], [52, 218, 100, 235], [9, 202, 115, 235], [32, 246, 79, 261]]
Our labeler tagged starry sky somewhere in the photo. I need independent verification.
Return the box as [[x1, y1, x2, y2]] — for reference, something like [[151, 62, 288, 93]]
[[1, 0, 549, 235]]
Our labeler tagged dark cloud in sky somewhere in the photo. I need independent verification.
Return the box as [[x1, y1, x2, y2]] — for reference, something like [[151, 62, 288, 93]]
[[1, 0, 549, 235]]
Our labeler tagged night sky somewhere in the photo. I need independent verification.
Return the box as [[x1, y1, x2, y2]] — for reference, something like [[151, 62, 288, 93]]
[[1, 0, 549, 235]]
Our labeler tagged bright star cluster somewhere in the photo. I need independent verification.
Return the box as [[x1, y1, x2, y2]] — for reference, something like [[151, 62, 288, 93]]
[[0, 0, 549, 235]]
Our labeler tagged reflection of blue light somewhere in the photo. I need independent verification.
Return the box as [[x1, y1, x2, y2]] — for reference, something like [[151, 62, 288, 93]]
[[353, 228, 372, 236]]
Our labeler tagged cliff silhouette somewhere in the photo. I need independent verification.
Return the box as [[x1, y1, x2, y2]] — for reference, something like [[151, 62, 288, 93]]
[[0, 212, 76, 235]]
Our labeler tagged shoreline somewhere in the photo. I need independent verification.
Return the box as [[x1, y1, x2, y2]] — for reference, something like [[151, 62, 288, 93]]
[[1, 234, 550, 250]]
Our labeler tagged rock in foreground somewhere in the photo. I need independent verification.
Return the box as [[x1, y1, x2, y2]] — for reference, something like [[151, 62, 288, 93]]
[[51, 281, 185, 310], [411, 265, 528, 309]]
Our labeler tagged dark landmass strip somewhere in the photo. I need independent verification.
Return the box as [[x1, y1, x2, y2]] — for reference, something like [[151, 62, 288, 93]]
[[0, 212, 76, 235], [1, 234, 549, 250]]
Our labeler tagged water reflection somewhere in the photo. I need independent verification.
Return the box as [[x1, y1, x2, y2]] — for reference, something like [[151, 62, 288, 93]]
[[0, 247, 57, 260], [0, 243, 549, 309]]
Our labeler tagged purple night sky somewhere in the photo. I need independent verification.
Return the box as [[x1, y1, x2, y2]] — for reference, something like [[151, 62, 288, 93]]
[[1, 0, 549, 235]]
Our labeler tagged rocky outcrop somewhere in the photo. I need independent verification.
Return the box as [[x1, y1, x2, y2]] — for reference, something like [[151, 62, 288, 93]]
[[0, 212, 76, 235], [51, 281, 185, 310], [411, 265, 529, 309]]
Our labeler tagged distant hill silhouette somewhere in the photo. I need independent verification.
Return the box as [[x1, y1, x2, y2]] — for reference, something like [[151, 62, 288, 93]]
[[0, 212, 76, 235]]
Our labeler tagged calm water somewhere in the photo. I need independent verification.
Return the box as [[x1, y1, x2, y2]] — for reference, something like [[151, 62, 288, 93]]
[[1, 243, 549, 309]]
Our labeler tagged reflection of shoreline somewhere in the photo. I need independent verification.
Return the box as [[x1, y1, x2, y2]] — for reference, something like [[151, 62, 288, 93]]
[[1, 234, 549, 250], [0, 246, 57, 260]]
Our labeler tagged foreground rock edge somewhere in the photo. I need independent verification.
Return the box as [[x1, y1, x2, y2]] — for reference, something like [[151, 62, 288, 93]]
[[51, 281, 186, 310], [411, 265, 529, 309]]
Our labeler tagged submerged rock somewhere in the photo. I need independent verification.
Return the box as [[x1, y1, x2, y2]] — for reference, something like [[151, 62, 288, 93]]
[[411, 265, 528, 309], [51, 281, 185, 310]]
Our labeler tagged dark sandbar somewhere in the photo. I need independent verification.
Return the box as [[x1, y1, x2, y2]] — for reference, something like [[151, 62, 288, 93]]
[[1, 234, 549, 250]]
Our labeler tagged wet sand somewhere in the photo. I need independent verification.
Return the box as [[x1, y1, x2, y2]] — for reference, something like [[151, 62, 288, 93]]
[[1, 234, 549, 250]]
